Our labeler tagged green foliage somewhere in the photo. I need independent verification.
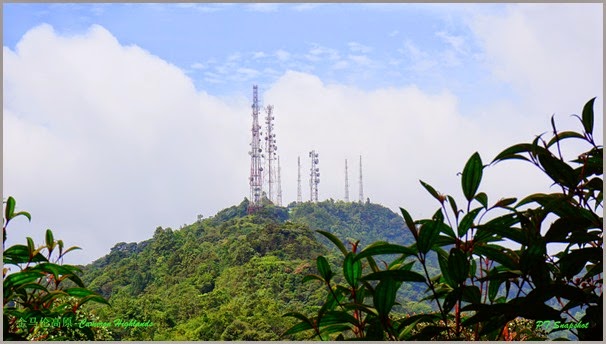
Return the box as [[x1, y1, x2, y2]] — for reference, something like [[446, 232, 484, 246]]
[[76, 196, 424, 340], [3, 197, 110, 340], [285, 98, 602, 340]]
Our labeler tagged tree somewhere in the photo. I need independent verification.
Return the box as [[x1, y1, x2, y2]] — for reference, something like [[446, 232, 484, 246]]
[[3, 197, 111, 340], [284, 98, 602, 340]]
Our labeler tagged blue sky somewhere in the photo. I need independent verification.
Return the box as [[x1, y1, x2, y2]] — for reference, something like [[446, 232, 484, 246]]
[[4, 3, 511, 105], [3, 3, 603, 264]]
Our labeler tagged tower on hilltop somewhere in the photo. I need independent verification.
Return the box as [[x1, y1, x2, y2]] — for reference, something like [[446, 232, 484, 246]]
[[309, 150, 320, 202], [264, 104, 278, 204], [248, 85, 263, 213], [277, 156, 283, 206], [359, 155, 364, 203], [297, 156, 302, 203]]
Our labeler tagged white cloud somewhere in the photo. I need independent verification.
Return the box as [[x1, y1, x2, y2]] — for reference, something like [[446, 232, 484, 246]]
[[275, 49, 291, 62], [263, 71, 554, 222], [306, 45, 340, 62], [252, 51, 267, 59], [191, 62, 206, 70], [348, 41, 372, 54], [227, 52, 241, 62], [398, 39, 439, 74], [469, 3, 603, 118], [4, 24, 250, 264], [436, 31, 466, 54], [236, 67, 260, 80], [348, 54, 373, 66], [332, 60, 350, 70]]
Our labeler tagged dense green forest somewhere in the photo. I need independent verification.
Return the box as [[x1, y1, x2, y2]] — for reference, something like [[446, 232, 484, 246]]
[[77, 199, 427, 340]]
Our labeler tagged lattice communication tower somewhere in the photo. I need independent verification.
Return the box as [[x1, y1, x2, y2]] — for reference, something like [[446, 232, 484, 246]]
[[248, 85, 263, 213], [359, 155, 364, 203], [309, 150, 320, 202], [264, 105, 278, 203], [277, 156, 283, 206]]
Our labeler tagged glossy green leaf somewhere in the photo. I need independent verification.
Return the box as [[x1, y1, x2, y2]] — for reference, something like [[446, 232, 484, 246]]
[[76, 294, 111, 308], [316, 256, 332, 282], [5, 196, 16, 221], [547, 130, 586, 148], [491, 197, 517, 209], [26, 237, 35, 256], [469, 258, 477, 278], [302, 274, 325, 284], [62, 246, 82, 256], [474, 192, 488, 209], [559, 247, 602, 278], [65, 287, 98, 298], [526, 284, 594, 305], [367, 255, 380, 273], [435, 248, 454, 288], [462, 152, 483, 201], [492, 143, 533, 164], [488, 279, 502, 302], [475, 214, 524, 245], [447, 195, 460, 221], [473, 244, 518, 270], [21, 282, 49, 294], [417, 219, 441, 254], [537, 153, 578, 189], [373, 278, 398, 317], [397, 318, 422, 340], [354, 242, 416, 262], [544, 216, 593, 243], [420, 180, 443, 203], [12, 211, 31, 222], [4, 271, 44, 289], [45, 229, 54, 252], [399, 207, 418, 240], [318, 310, 358, 327], [343, 252, 362, 287], [448, 248, 469, 285], [4, 245, 31, 264], [458, 207, 482, 237], [581, 97, 596, 135], [443, 287, 461, 313], [316, 230, 348, 256], [281, 319, 314, 338]]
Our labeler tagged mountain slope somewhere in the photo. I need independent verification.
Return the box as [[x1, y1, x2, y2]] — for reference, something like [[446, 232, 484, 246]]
[[79, 199, 418, 340]]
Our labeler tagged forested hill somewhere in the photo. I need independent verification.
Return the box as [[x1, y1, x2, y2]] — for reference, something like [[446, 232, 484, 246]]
[[78, 199, 418, 340]]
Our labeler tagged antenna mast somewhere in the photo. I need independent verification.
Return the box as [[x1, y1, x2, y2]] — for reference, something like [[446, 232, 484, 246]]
[[345, 159, 350, 202], [277, 156, 283, 206], [264, 104, 278, 203], [248, 85, 263, 213], [297, 156, 302, 203], [359, 155, 364, 203], [309, 150, 320, 202]]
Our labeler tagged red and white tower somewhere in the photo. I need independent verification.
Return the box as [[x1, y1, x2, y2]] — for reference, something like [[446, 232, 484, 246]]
[[248, 85, 263, 213]]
